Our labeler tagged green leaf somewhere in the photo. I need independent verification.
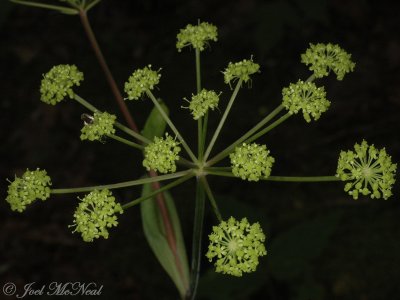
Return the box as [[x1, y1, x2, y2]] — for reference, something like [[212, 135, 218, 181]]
[[141, 99, 168, 140], [268, 212, 342, 281], [140, 184, 190, 299], [140, 101, 189, 298]]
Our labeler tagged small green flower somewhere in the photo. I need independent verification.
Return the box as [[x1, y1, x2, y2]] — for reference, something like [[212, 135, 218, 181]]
[[184, 89, 221, 120], [176, 22, 218, 52], [80, 111, 116, 141], [230, 143, 275, 182], [223, 58, 260, 87], [40, 64, 84, 105], [206, 217, 267, 277], [70, 189, 123, 242], [301, 43, 355, 80], [282, 80, 330, 122], [6, 168, 52, 212], [143, 133, 181, 174], [124, 65, 161, 100], [336, 140, 397, 200]]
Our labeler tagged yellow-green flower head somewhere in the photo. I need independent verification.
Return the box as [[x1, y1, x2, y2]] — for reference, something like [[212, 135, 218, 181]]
[[143, 133, 181, 174], [282, 80, 330, 123], [40, 64, 84, 105], [230, 143, 275, 181], [124, 65, 161, 100], [301, 43, 355, 80], [336, 140, 397, 200], [176, 22, 218, 52], [6, 168, 52, 212], [206, 217, 267, 277], [70, 189, 123, 242], [184, 89, 221, 120], [80, 111, 116, 141], [223, 58, 260, 87]]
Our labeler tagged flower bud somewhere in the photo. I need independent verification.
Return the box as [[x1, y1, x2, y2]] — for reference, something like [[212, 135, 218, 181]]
[[301, 43, 355, 80], [70, 189, 123, 242], [336, 140, 397, 200], [230, 143, 274, 181], [6, 168, 52, 212], [143, 133, 181, 174], [206, 217, 267, 277], [80, 111, 116, 141], [40, 64, 84, 105], [176, 22, 218, 52], [282, 80, 330, 122]]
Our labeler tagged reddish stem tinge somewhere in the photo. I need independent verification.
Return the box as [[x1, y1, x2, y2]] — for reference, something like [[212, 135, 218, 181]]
[[79, 9, 138, 132], [78, 8, 187, 291]]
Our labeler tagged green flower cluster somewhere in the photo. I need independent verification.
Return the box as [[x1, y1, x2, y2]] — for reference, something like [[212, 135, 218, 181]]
[[336, 140, 397, 200], [124, 65, 161, 100], [40, 64, 84, 105], [301, 43, 355, 80], [80, 111, 116, 141], [206, 217, 267, 277], [176, 21, 218, 52], [223, 58, 260, 86], [230, 143, 275, 181], [282, 80, 330, 122], [6, 169, 52, 212], [185, 89, 220, 120], [143, 134, 181, 174], [70, 189, 123, 242]]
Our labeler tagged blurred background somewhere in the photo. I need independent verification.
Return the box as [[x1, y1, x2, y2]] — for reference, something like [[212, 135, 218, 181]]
[[1, 0, 399, 299]]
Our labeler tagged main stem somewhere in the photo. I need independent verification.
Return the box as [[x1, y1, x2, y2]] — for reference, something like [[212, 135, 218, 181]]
[[78, 9, 138, 132], [188, 178, 206, 300]]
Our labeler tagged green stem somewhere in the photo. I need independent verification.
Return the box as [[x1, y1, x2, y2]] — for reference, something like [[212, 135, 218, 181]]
[[206, 105, 284, 167], [73, 93, 97, 112], [121, 173, 194, 210], [114, 122, 151, 144], [205, 170, 235, 178], [203, 79, 242, 161], [200, 177, 222, 222], [107, 134, 144, 150], [245, 112, 291, 144], [189, 178, 206, 300], [195, 49, 201, 93], [201, 112, 209, 154], [73, 94, 151, 144], [264, 176, 341, 182], [205, 166, 232, 172], [146, 90, 198, 163], [84, 0, 101, 11], [195, 49, 204, 162], [205, 170, 341, 182], [198, 117, 203, 161], [9, 0, 78, 14], [51, 170, 193, 194]]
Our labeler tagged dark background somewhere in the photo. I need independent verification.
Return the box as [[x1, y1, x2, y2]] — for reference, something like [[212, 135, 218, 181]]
[[1, 0, 399, 299]]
